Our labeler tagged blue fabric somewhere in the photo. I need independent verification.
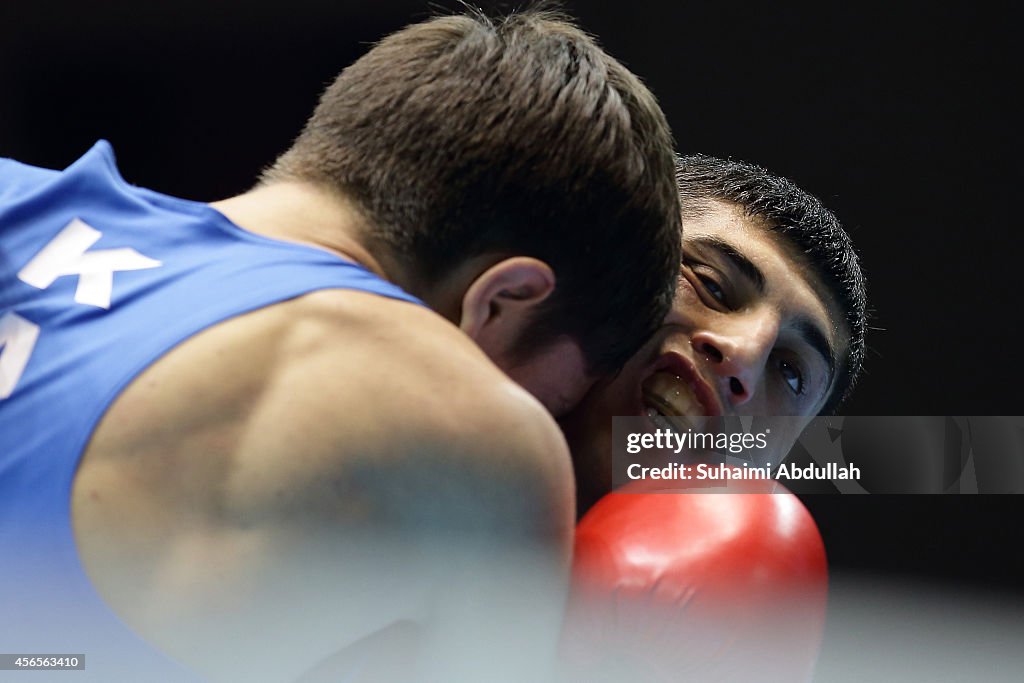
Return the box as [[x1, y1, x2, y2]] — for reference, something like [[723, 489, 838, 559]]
[[0, 142, 424, 681]]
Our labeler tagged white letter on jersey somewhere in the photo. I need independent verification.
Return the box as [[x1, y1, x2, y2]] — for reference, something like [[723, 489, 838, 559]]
[[0, 312, 41, 399], [18, 218, 162, 309]]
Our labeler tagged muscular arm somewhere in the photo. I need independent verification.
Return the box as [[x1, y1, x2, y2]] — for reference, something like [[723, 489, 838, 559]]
[[73, 291, 574, 682]]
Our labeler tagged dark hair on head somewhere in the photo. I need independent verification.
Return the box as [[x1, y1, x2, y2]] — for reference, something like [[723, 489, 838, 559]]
[[266, 6, 681, 374], [674, 154, 867, 413]]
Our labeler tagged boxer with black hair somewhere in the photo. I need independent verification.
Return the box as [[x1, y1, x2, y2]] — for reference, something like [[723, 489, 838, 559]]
[[563, 153, 867, 513], [560, 154, 867, 682]]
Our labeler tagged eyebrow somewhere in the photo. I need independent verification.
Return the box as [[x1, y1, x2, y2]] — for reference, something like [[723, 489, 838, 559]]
[[689, 235, 766, 294], [688, 234, 837, 388]]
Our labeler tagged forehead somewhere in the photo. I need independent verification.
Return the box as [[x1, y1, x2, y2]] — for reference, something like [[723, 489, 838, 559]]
[[684, 200, 848, 360]]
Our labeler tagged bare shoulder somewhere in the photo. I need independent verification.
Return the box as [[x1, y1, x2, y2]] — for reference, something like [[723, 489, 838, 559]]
[[230, 288, 576, 540], [75, 287, 574, 680], [280, 287, 569, 453], [82, 285, 572, 525]]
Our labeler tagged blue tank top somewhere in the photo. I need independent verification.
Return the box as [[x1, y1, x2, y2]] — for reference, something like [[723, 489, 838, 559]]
[[0, 142, 424, 681]]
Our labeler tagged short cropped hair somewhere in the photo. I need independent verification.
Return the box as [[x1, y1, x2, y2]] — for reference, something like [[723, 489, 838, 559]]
[[674, 154, 867, 413], [268, 8, 681, 373]]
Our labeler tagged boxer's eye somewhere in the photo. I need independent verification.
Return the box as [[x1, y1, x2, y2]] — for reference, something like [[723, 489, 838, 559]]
[[683, 260, 732, 311], [779, 360, 804, 395], [698, 274, 726, 304]]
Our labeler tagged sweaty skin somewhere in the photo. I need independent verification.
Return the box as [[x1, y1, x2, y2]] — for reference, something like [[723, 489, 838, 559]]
[[72, 190, 576, 683]]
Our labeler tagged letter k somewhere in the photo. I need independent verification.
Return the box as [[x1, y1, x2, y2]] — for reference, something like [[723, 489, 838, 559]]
[[18, 218, 162, 309]]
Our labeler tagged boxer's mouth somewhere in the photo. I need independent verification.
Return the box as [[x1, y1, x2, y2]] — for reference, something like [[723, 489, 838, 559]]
[[639, 350, 725, 435], [642, 371, 707, 432]]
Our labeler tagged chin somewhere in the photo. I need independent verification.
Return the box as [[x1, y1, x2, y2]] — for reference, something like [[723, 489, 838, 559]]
[[559, 388, 634, 517]]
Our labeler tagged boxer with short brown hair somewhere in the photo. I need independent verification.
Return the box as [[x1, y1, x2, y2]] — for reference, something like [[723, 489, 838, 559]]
[[0, 8, 680, 682]]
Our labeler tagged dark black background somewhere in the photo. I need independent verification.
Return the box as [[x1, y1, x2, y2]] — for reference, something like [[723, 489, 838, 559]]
[[1, 2, 1020, 590]]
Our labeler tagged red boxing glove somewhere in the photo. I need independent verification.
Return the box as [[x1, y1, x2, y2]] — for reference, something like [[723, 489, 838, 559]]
[[560, 484, 828, 682]]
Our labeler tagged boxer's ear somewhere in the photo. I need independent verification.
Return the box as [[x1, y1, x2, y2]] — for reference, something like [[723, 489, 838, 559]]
[[459, 257, 555, 358]]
